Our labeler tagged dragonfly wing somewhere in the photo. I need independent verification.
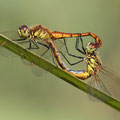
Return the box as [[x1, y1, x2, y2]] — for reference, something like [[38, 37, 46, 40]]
[[97, 66, 120, 100], [86, 75, 111, 101], [0, 31, 19, 58], [87, 66, 120, 101], [21, 58, 49, 77], [0, 46, 18, 58]]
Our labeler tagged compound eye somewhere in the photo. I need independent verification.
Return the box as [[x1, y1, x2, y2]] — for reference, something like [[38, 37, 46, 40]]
[[19, 25, 28, 32], [90, 43, 97, 48], [17, 25, 29, 39]]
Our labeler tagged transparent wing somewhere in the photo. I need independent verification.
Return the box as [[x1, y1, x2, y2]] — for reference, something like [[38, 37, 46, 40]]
[[0, 30, 19, 57], [0, 46, 18, 58], [0, 30, 66, 59], [98, 66, 120, 100], [21, 58, 49, 77], [86, 66, 120, 101], [0, 30, 66, 76], [87, 76, 111, 101]]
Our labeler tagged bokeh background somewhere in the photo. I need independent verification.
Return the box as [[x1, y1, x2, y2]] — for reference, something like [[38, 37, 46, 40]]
[[0, 0, 120, 120]]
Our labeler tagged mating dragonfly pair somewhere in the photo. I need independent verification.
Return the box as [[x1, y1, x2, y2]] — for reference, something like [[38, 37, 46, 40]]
[[17, 25, 102, 80], [1, 25, 120, 100]]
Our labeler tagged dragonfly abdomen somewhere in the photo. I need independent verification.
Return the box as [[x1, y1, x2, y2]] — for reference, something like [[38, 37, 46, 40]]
[[52, 31, 101, 48], [52, 31, 81, 39]]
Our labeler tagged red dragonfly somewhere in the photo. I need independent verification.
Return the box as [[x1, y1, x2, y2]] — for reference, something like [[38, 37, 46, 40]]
[[17, 25, 102, 56]]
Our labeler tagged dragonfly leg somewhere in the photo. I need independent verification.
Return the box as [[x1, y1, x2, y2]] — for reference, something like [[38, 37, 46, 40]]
[[58, 50, 84, 66], [40, 46, 50, 57], [28, 40, 32, 49], [18, 40, 29, 44], [63, 38, 84, 58], [27, 40, 50, 57], [14, 38, 27, 41], [28, 40, 48, 49], [75, 37, 85, 54], [35, 41, 51, 57], [36, 41, 50, 49], [27, 40, 39, 49], [56, 38, 84, 66], [79, 37, 86, 53]]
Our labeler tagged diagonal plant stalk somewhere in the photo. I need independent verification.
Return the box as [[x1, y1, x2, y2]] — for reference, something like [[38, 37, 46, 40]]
[[0, 34, 120, 111]]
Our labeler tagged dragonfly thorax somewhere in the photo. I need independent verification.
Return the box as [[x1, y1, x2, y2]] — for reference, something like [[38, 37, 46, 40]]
[[29, 25, 53, 40], [85, 53, 102, 77]]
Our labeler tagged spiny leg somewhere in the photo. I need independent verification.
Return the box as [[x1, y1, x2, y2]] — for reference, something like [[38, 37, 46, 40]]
[[29, 40, 48, 49], [40, 47, 50, 57], [14, 38, 51, 57], [13, 38, 27, 41], [22, 40, 50, 57], [63, 38, 84, 58], [14, 38, 30, 45], [79, 37, 86, 53], [29, 41, 56, 64], [35, 41, 50, 57], [57, 38, 84, 66], [58, 51, 84, 66], [28, 40, 38, 49], [18, 40, 29, 44], [75, 37, 85, 54]]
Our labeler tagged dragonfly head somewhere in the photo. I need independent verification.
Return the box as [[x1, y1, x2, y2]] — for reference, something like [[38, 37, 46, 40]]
[[17, 25, 29, 39], [85, 43, 97, 54]]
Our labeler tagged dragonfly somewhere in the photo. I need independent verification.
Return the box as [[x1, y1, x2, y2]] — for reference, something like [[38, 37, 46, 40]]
[[45, 37, 120, 101], [0, 24, 103, 77], [0, 24, 102, 61], [1, 25, 120, 100], [16, 24, 102, 57], [0, 25, 102, 66], [45, 39, 100, 80], [1, 25, 108, 80]]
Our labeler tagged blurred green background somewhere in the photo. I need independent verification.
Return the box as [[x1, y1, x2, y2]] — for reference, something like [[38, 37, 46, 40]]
[[0, 0, 120, 120]]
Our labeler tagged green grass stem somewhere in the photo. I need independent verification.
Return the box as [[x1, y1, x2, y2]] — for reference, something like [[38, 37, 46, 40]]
[[0, 34, 120, 111]]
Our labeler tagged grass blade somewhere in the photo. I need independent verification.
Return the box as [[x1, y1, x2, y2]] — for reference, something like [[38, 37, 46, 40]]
[[0, 34, 120, 111]]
